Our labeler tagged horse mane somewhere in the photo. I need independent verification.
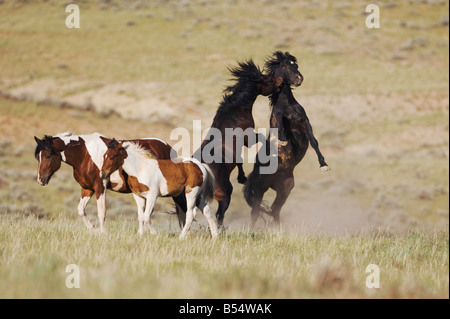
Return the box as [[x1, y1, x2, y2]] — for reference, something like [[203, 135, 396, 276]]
[[264, 51, 297, 77], [211, 59, 263, 126], [54, 131, 74, 138], [34, 135, 56, 157], [124, 141, 157, 160], [223, 59, 262, 94], [265, 51, 297, 108]]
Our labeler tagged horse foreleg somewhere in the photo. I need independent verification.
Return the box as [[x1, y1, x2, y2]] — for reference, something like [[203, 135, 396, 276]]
[[95, 191, 107, 233], [236, 163, 247, 184], [132, 193, 146, 236], [78, 188, 94, 230], [305, 121, 330, 171]]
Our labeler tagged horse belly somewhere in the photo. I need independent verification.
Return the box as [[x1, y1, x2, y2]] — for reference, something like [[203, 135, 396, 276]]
[[127, 175, 150, 196]]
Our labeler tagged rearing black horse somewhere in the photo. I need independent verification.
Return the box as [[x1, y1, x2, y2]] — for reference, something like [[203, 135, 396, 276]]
[[175, 60, 282, 228], [243, 51, 330, 226]]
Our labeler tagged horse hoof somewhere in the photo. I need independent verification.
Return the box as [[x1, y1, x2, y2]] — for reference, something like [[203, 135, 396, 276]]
[[278, 140, 288, 147], [320, 166, 330, 172], [237, 176, 247, 184]]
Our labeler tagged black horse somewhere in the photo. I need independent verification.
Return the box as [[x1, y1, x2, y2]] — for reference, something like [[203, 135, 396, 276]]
[[176, 60, 282, 228], [243, 51, 329, 226]]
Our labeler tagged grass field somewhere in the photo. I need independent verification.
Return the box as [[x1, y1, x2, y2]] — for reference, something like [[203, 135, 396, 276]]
[[0, 214, 448, 299], [0, 0, 448, 299]]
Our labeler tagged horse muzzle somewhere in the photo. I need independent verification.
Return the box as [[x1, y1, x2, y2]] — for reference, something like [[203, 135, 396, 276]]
[[37, 177, 49, 186], [294, 75, 303, 87], [101, 172, 110, 180]]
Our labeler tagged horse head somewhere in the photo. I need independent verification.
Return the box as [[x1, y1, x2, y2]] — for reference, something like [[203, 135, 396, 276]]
[[34, 135, 62, 186], [264, 51, 303, 87], [258, 74, 283, 96], [101, 138, 128, 180]]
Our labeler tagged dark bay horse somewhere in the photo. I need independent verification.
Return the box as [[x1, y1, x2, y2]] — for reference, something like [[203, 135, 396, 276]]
[[34, 132, 183, 232], [176, 60, 282, 228], [243, 51, 330, 226]]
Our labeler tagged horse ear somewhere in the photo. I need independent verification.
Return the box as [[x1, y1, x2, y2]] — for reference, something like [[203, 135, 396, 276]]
[[100, 136, 109, 145], [34, 136, 41, 144], [108, 138, 120, 148], [119, 142, 128, 150]]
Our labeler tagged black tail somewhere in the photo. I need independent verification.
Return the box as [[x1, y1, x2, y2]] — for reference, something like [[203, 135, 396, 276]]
[[242, 170, 271, 215], [173, 195, 187, 228]]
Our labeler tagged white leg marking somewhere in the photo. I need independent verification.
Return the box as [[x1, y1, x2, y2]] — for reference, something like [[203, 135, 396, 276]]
[[133, 194, 146, 236], [179, 191, 199, 240], [78, 195, 94, 229], [96, 192, 107, 233], [198, 199, 219, 239], [143, 193, 158, 236]]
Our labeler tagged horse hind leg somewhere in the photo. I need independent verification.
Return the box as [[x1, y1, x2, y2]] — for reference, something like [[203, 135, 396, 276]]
[[215, 179, 233, 229], [132, 193, 146, 236], [237, 163, 247, 184], [142, 193, 158, 236], [270, 176, 295, 226], [173, 194, 186, 229], [197, 198, 219, 239], [179, 191, 198, 240]]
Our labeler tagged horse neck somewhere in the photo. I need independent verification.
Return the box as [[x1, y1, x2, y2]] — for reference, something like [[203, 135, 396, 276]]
[[227, 82, 260, 112], [56, 139, 87, 169], [271, 84, 296, 108]]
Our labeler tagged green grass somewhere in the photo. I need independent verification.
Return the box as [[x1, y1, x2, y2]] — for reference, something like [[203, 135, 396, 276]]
[[0, 213, 448, 299]]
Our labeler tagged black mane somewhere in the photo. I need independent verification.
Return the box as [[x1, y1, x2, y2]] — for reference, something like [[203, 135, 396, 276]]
[[264, 51, 297, 77], [108, 138, 120, 149], [34, 135, 55, 157], [214, 59, 263, 118]]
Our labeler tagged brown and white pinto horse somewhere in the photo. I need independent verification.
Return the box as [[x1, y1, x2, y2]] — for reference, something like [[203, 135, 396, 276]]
[[34, 132, 182, 232], [101, 139, 218, 239]]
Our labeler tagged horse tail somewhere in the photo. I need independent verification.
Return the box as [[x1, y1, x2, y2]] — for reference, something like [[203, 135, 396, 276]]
[[201, 164, 215, 204], [243, 169, 272, 215]]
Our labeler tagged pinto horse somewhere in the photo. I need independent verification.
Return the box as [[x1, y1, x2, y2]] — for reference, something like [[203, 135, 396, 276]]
[[178, 60, 282, 228], [34, 132, 183, 232], [243, 51, 330, 226], [101, 139, 218, 239]]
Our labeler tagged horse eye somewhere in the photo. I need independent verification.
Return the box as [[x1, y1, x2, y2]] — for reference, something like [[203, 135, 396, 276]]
[[46, 155, 52, 159]]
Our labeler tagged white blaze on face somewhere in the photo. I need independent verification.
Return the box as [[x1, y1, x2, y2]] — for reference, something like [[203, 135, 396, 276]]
[[37, 151, 42, 184]]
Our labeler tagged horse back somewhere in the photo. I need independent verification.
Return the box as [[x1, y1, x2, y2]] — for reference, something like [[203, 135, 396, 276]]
[[127, 138, 173, 159]]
